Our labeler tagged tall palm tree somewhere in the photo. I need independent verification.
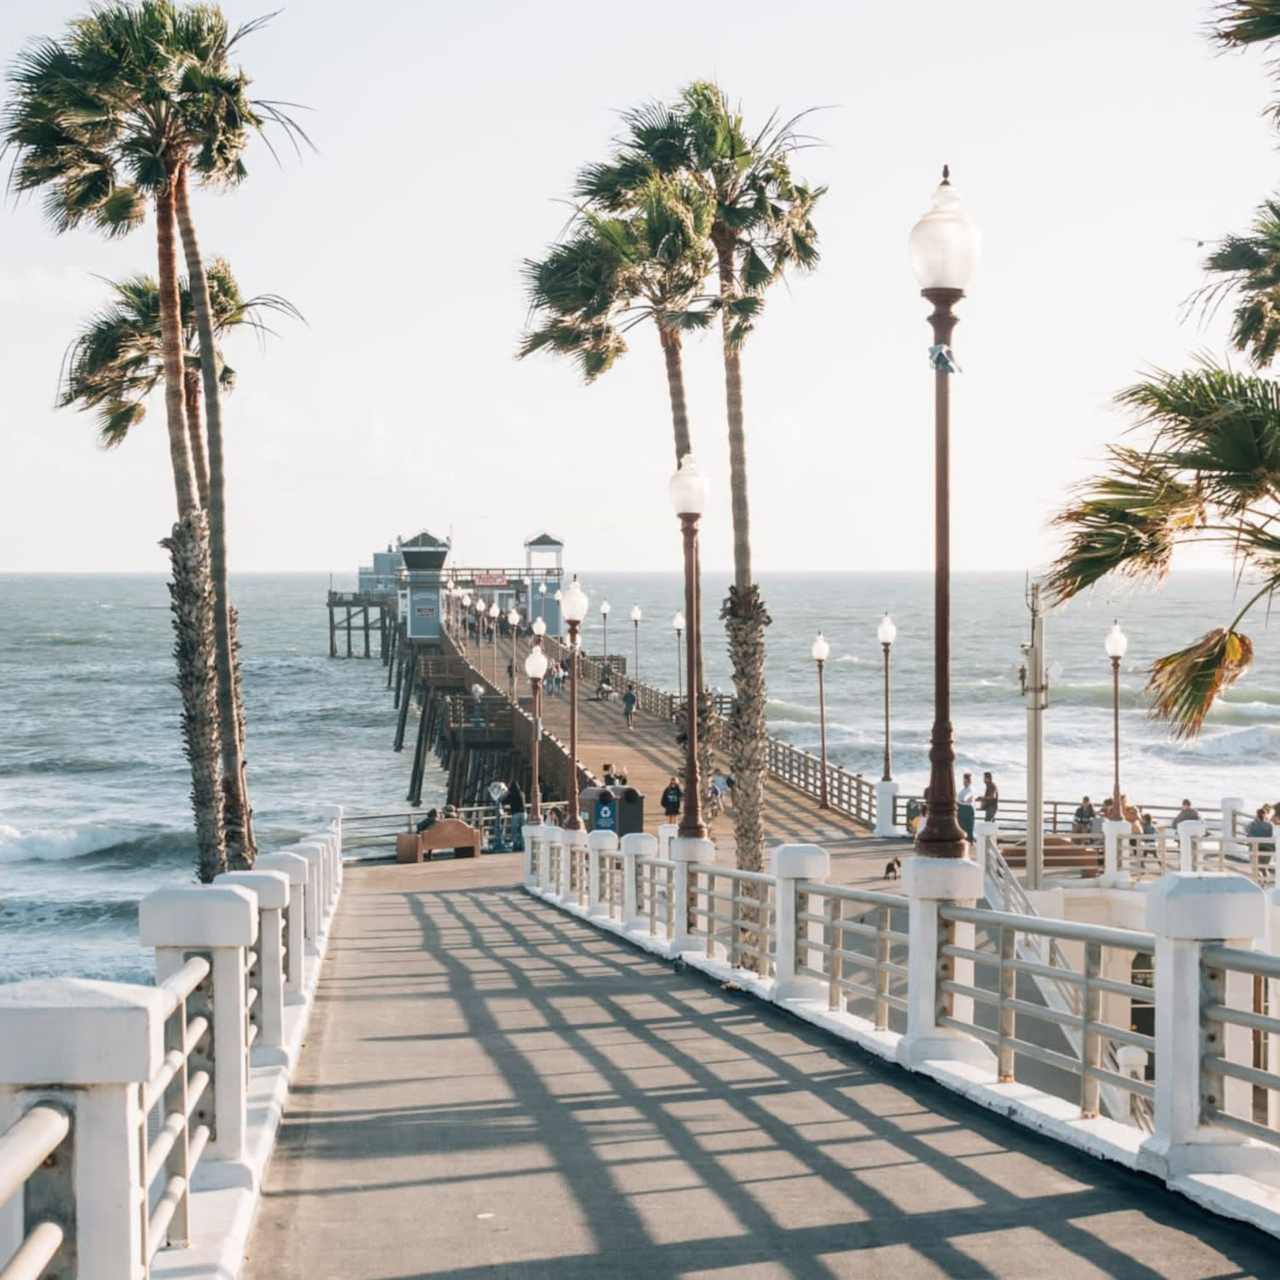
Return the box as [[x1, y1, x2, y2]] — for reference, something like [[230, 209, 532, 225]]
[[577, 85, 823, 871], [4, 1, 306, 872], [1047, 360, 1280, 737], [1194, 198, 1280, 369], [520, 180, 719, 789]]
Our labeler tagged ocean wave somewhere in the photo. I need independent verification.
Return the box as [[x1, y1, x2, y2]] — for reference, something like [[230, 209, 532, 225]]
[[1152, 724, 1280, 763], [0, 824, 190, 866], [766, 698, 821, 725], [0, 895, 141, 931], [835, 654, 862, 665]]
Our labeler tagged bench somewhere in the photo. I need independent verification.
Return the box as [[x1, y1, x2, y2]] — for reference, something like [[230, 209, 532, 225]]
[[395, 818, 483, 863]]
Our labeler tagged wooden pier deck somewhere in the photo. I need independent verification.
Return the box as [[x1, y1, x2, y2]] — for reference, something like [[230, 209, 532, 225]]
[[244, 856, 1273, 1279]]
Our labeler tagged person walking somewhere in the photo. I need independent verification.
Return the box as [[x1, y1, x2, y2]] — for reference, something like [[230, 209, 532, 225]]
[[980, 772, 999, 824], [661, 777, 682, 820], [622, 684, 638, 729]]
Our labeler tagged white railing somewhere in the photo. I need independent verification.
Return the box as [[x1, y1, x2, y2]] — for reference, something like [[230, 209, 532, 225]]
[[525, 835, 1280, 1236], [0, 806, 344, 1279]]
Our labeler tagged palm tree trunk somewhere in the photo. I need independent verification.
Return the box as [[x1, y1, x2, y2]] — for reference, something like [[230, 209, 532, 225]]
[[659, 326, 693, 462], [162, 512, 226, 881], [184, 368, 210, 509], [156, 184, 200, 519], [174, 166, 256, 865], [714, 233, 770, 872]]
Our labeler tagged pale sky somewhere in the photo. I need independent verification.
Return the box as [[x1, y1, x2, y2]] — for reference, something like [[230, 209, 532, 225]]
[[0, 0, 1275, 575]]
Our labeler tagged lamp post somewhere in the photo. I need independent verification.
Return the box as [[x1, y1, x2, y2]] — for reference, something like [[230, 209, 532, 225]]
[[507, 608, 520, 701], [671, 457, 709, 839], [811, 632, 831, 809], [525, 642, 548, 823], [473, 596, 483, 646], [489, 602, 499, 682], [561, 576, 589, 830], [538, 581, 547, 620], [910, 165, 980, 860], [600, 601, 611, 668], [554, 589, 563, 640], [673, 612, 685, 699], [1106, 620, 1128, 820], [878, 613, 897, 782], [631, 605, 642, 682]]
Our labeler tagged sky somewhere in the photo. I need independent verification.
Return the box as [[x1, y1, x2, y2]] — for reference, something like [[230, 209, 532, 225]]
[[0, 0, 1276, 575]]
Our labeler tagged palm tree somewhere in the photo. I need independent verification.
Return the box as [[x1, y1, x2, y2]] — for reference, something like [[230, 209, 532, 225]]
[[577, 85, 823, 871], [4, 0, 306, 873], [1047, 360, 1280, 737]]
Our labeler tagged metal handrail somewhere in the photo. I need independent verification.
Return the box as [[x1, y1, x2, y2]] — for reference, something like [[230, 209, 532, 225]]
[[0, 1103, 72, 1277]]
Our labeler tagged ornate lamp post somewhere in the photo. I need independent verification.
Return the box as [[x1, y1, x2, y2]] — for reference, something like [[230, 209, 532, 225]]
[[1105, 620, 1128, 819], [630, 605, 642, 682], [878, 613, 897, 782], [600, 600, 611, 667], [525, 642, 548, 823], [673, 612, 685, 699], [538, 581, 547, 620], [910, 165, 980, 859], [472, 596, 484, 646], [489, 602, 500, 682], [561, 576, 589, 831], [811, 632, 831, 809], [671, 457, 709, 839], [507, 607, 520, 700], [554, 589, 563, 640]]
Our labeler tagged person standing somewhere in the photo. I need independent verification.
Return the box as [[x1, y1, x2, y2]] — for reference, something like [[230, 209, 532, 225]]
[[980, 772, 999, 824], [507, 779, 526, 851], [622, 684, 638, 729], [957, 772, 976, 841], [661, 777, 682, 819]]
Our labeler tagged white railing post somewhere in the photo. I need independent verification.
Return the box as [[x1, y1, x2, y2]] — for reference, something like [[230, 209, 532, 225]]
[[657, 822, 678, 861], [320, 802, 344, 882], [255, 853, 309, 999], [1140, 872, 1267, 1183], [1101, 819, 1132, 886], [621, 833, 656, 930], [670, 837, 714, 954], [874, 780, 901, 838], [522, 822, 542, 887], [294, 839, 333, 933], [897, 855, 994, 1071], [771, 844, 829, 1001], [563, 830, 586, 901], [139, 886, 257, 1169], [283, 843, 326, 955], [587, 830, 617, 919], [306, 830, 339, 915], [215, 870, 290, 1063], [542, 825, 563, 896], [1177, 820, 1207, 873], [1220, 796, 1244, 857], [0, 978, 164, 1280]]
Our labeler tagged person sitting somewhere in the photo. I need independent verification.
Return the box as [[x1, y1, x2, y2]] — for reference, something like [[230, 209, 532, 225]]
[[1090, 798, 1112, 835], [1246, 806, 1275, 855], [1072, 796, 1095, 834], [1123, 803, 1143, 836], [415, 808, 438, 833], [1141, 812, 1157, 836], [1171, 798, 1201, 828]]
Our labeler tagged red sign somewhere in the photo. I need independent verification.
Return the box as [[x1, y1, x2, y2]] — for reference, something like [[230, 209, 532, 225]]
[[473, 572, 509, 587]]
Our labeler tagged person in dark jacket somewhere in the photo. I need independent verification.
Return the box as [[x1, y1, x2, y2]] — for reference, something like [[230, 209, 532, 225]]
[[661, 777, 682, 818], [507, 780, 526, 850], [980, 772, 999, 823]]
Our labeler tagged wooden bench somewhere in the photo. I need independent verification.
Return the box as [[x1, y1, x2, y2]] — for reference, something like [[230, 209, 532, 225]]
[[395, 818, 482, 863]]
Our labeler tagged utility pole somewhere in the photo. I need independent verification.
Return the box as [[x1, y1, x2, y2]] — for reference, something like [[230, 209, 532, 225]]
[[1020, 580, 1048, 891]]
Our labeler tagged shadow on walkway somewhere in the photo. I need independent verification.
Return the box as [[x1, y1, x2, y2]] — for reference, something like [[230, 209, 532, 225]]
[[248, 866, 1272, 1279]]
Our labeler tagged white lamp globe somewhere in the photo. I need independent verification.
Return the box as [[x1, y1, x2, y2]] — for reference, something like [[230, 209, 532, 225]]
[[525, 646, 549, 680], [630, 605, 642, 623], [507, 608, 519, 627], [489, 603, 499, 620], [474, 597, 484, 613], [673, 611, 685, 632], [909, 167, 980, 291], [811, 633, 831, 663], [561, 576, 589, 624], [539, 582, 546, 595], [1105, 620, 1128, 660], [532, 617, 547, 637], [554, 589, 563, 603], [878, 612, 897, 646], [601, 601, 611, 617], [461, 592, 471, 609], [669, 455, 709, 516]]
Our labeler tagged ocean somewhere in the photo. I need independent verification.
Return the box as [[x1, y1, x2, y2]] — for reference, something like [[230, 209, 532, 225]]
[[2, 570, 1277, 985]]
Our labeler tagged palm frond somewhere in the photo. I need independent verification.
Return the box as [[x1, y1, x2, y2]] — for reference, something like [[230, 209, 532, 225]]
[[1147, 627, 1255, 738]]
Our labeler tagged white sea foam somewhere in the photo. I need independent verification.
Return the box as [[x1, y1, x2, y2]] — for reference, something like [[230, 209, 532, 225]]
[[0, 824, 140, 863]]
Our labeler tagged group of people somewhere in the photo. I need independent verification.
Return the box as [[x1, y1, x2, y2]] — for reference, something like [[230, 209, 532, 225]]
[[1071, 795, 1204, 838], [908, 771, 999, 838]]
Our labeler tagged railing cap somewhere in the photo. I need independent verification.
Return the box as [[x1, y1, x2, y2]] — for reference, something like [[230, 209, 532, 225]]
[[255, 852, 309, 885], [670, 836, 715, 864], [0, 978, 164, 1084], [771, 843, 829, 880], [215, 869, 290, 910], [903, 853, 984, 901], [621, 832, 658, 856], [1146, 871, 1265, 941], [587, 830, 619, 853], [139, 885, 259, 949]]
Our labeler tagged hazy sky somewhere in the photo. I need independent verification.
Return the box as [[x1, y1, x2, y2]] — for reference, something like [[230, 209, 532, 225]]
[[1, 0, 1275, 575]]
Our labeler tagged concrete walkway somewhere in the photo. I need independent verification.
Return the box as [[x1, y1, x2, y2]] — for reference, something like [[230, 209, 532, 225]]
[[247, 859, 1273, 1279]]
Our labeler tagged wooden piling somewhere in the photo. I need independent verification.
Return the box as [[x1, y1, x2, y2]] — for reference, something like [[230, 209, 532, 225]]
[[328, 603, 337, 658], [394, 648, 416, 751], [345, 606, 353, 658], [363, 605, 371, 659]]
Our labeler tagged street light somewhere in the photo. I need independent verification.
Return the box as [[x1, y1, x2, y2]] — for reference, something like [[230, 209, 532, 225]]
[[507, 608, 520, 701], [671, 456, 709, 839], [877, 613, 897, 782], [600, 600, 611, 667], [489, 602, 500, 682], [525, 643, 549, 824], [538, 581, 547, 619], [1105, 619, 1128, 820], [811, 632, 831, 809], [561, 576, 589, 830], [909, 164, 980, 860], [673, 611, 685, 699], [631, 605, 642, 682]]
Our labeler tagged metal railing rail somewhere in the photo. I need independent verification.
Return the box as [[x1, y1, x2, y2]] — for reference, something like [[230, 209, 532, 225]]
[[636, 857, 676, 941], [0, 1104, 72, 1280], [1200, 944, 1280, 1149], [689, 865, 777, 974], [937, 904, 1156, 1121], [140, 954, 213, 1264]]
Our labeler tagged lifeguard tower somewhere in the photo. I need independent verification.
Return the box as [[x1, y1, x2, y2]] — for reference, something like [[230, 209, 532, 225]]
[[524, 531, 565, 634], [400, 530, 451, 645]]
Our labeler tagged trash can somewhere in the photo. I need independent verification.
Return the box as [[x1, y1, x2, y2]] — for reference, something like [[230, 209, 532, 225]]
[[583, 786, 618, 833], [615, 786, 644, 837]]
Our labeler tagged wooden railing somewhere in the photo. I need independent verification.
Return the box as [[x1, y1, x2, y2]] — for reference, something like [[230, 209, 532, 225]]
[[766, 738, 877, 826]]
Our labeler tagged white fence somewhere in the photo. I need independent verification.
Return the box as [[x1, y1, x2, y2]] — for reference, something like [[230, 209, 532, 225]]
[[523, 820, 1280, 1238], [0, 806, 343, 1280]]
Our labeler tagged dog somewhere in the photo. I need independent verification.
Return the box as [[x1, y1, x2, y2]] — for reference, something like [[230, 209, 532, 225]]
[[884, 855, 902, 881]]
